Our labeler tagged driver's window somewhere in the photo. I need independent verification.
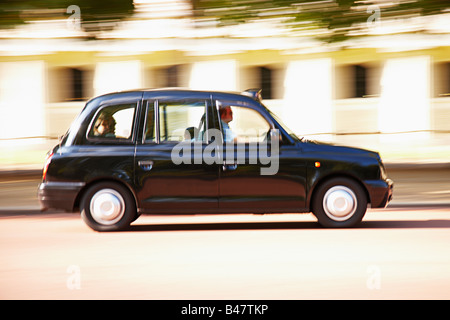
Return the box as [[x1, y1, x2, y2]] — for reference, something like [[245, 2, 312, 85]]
[[157, 100, 207, 142], [218, 103, 271, 143]]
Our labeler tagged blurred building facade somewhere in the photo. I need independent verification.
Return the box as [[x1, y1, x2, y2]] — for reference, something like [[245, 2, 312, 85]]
[[0, 0, 449, 161]]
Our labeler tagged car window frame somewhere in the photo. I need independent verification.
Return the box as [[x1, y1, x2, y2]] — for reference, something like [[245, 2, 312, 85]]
[[144, 98, 212, 145], [141, 100, 157, 145], [213, 99, 276, 142], [85, 101, 139, 145]]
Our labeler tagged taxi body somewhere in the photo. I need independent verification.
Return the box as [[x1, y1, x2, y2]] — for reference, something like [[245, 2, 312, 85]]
[[38, 89, 393, 231]]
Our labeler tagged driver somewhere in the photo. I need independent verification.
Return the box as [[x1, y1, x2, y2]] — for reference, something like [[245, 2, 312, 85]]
[[219, 104, 236, 143]]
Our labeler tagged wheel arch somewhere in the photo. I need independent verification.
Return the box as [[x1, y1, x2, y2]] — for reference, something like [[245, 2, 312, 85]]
[[73, 177, 138, 213], [307, 172, 370, 211]]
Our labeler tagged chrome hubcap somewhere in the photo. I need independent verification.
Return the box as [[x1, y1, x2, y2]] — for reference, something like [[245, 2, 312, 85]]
[[323, 186, 357, 221], [90, 189, 125, 225]]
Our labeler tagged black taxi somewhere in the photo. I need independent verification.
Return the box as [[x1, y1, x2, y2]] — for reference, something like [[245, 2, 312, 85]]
[[38, 88, 393, 231]]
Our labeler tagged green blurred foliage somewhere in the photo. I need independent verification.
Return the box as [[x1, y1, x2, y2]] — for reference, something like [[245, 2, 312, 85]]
[[1, 0, 449, 42], [192, 0, 450, 42], [0, 0, 134, 35]]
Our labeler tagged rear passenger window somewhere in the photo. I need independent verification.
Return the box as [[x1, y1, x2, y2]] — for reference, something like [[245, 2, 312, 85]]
[[157, 100, 207, 142], [88, 103, 136, 141]]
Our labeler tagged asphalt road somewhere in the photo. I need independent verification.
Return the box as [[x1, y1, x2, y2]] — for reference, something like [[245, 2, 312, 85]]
[[0, 167, 449, 300], [1, 207, 450, 300]]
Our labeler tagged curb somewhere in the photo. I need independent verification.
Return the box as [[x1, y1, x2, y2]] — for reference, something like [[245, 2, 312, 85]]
[[0, 169, 42, 180], [386, 202, 450, 209], [384, 162, 450, 171]]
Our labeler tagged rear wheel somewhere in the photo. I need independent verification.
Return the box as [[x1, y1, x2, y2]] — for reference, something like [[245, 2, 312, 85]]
[[312, 177, 367, 228], [81, 182, 136, 232]]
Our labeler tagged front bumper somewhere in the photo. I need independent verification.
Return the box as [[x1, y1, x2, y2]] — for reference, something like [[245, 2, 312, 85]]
[[364, 178, 394, 208], [38, 181, 85, 212]]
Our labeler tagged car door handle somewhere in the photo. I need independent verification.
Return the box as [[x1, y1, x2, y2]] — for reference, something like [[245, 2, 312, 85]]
[[222, 161, 237, 171], [138, 160, 154, 171]]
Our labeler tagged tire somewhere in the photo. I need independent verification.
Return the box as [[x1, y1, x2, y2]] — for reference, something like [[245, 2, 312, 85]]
[[312, 177, 367, 228], [81, 182, 137, 232]]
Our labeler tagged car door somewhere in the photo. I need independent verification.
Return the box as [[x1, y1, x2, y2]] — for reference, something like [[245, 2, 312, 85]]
[[134, 94, 219, 213], [214, 97, 307, 212]]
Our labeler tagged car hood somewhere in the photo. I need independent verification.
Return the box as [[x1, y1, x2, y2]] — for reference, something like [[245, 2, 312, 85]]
[[301, 139, 380, 159]]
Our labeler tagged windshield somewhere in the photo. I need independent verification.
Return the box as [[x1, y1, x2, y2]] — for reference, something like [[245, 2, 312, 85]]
[[264, 106, 302, 142]]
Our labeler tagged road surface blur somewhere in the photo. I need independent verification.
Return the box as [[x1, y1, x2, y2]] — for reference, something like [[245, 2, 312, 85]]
[[0, 166, 449, 300], [1, 208, 450, 300]]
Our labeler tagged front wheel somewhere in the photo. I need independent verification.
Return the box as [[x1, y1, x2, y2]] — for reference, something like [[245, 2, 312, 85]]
[[81, 182, 137, 232], [312, 177, 367, 228]]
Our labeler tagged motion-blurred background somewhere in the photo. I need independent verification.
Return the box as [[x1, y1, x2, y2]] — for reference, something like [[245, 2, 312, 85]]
[[0, 0, 449, 170]]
